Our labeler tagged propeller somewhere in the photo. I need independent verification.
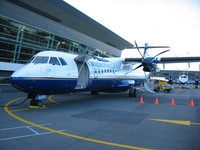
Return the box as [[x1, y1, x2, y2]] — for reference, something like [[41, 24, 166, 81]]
[[133, 41, 170, 93], [134, 40, 144, 59], [150, 49, 170, 61], [133, 41, 170, 72]]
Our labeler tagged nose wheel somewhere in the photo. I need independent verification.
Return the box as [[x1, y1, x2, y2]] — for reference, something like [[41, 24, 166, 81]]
[[28, 94, 46, 108], [30, 99, 43, 107]]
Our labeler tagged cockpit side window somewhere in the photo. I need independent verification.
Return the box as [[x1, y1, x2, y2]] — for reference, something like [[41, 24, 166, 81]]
[[49, 57, 60, 65], [58, 57, 68, 65], [32, 56, 49, 64], [29, 56, 35, 63]]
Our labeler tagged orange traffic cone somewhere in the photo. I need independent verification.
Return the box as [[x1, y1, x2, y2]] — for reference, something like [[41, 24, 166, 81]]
[[170, 98, 176, 105], [154, 97, 160, 104], [139, 97, 144, 103], [189, 99, 195, 107]]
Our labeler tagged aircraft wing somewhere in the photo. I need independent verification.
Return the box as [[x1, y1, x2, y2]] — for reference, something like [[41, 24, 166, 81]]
[[125, 56, 200, 72], [156, 57, 200, 63], [124, 58, 142, 63], [125, 57, 200, 63]]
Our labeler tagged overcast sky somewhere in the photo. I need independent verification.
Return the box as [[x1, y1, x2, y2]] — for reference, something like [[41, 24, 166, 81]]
[[64, 0, 200, 71]]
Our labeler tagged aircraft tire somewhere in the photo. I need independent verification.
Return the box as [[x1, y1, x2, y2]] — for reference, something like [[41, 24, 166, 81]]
[[91, 91, 100, 95], [36, 100, 43, 107], [129, 87, 134, 97], [164, 89, 170, 93], [30, 100, 34, 106], [133, 89, 139, 98], [30, 99, 43, 106]]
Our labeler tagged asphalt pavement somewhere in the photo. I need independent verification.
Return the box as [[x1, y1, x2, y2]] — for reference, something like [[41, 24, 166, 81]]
[[0, 85, 200, 150]]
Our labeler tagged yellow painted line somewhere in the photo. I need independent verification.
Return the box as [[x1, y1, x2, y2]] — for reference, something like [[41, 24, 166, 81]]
[[4, 97, 153, 150], [150, 119, 200, 126], [10, 108, 30, 112], [48, 95, 60, 104], [10, 105, 46, 112], [9, 95, 60, 112]]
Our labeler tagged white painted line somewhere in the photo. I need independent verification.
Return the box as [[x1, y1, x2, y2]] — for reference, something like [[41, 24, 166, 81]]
[[0, 130, 65, 141], [0, 123, 52, 131], [27, 126, 39, 134]]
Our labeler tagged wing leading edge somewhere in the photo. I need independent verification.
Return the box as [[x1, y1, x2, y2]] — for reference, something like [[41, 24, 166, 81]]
[[125, 57, 200, 63]]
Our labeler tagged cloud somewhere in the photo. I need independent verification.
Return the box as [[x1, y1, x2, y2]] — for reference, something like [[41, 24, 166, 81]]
[[65, 0, 200, 70]]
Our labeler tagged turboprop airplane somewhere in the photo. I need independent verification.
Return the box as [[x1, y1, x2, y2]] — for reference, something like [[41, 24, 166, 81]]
[[178, 73, 189, 84], [10, 42, 200, 106]]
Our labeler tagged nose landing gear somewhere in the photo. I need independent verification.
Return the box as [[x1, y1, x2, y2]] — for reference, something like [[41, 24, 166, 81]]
[[30, 99, 43, 107], [28, 94, 46, 108]]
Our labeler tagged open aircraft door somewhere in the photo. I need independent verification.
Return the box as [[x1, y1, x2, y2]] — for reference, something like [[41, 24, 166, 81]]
[[74, 55, 90, 89]]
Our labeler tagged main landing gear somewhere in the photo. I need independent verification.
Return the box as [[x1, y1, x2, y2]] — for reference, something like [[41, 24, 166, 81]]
[[28, 94, 46, 108], [128, 86, 144, 97], [91, 91, 100, 95]]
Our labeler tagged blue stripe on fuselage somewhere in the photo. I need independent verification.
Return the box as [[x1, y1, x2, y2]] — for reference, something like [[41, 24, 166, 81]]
[[10, 77, 130, 95]]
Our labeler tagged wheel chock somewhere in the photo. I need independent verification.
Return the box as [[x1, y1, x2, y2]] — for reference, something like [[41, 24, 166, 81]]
[[29, 105, 46, 109]]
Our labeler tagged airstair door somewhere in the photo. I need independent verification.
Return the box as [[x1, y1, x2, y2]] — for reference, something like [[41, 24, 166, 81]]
[[75, 59, 89, 89]]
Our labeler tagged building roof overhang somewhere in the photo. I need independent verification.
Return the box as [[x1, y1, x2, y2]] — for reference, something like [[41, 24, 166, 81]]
[[7, 0, 134, 51]]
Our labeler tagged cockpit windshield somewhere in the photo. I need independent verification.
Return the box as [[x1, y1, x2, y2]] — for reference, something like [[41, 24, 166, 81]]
[[31, 56, 68, 66], [49, 57, 60, 65], [181, 75, 187, 78], [32, 56, 49, 64]]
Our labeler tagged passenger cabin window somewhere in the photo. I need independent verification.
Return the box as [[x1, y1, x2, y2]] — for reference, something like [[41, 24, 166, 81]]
[[32, 56, 49, 64], [58, 57, 67, 65], [49, 57, 60, 65]]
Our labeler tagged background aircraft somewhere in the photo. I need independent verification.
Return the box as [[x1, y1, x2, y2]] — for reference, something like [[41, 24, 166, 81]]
[[178, 73, 189, 84], [10, 42, 200, 106]]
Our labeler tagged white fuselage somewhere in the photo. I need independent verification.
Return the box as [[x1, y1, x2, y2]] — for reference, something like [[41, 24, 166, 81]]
[[10, 51, 146, 94], [178, 74, 188, 84]]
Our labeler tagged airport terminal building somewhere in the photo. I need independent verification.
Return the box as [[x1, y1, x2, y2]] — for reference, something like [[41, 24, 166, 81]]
[[0, 0, 133, 83], [1, 0, 199, 85]]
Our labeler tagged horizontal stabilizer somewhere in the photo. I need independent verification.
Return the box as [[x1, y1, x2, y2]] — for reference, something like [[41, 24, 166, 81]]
[[132, 46, 170, 49]]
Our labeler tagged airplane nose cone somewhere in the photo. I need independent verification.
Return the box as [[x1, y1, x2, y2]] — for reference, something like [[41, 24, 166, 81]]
[[9, 64, 35, 92], [10, 76, 28, 92]]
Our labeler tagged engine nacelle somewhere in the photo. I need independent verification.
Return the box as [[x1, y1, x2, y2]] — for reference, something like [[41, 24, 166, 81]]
[[143, 63, 157, 72]]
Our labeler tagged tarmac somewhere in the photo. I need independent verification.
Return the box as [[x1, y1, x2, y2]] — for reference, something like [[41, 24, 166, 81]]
[[0, 85, 200, 150]]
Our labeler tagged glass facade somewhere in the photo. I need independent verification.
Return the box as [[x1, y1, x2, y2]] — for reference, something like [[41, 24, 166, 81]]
[[0, 16, 115, 64]]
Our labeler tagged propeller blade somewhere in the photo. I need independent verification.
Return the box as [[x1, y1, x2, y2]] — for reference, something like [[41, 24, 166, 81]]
[[134, 40, 144, 59], [133, 63, 143, 71], [150, 49, 170, 61]]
